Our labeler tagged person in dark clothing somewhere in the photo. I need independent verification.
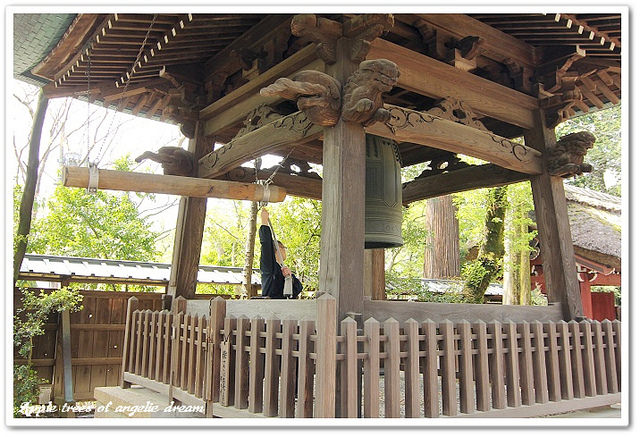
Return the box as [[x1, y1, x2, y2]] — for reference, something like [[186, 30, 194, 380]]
[[259, 208, 303, 299]]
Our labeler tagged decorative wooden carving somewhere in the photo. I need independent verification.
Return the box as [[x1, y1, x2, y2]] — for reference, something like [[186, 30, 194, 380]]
[[232, 104, 288, 139], [411, 153, 471, 180], [426, 97, 488, 131], [503, 57, 526, 92], [540, 85, 583, 128], [413, 20, 445, 61], [266, 156, 322, 180], [547, 131, 595, 178], [343, 14, 395, 63], [260, 71, 342, 126], [291, 14, 393, 64], [290, 14, 342, 64], [160, 68, 206, 138], [454, 36, 483, 60], [342, 59, 399, 126], [135, 147, 195, 177]]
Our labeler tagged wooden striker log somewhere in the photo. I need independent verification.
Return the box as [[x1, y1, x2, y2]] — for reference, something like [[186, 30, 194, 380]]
[[62, 166, 286, 202]]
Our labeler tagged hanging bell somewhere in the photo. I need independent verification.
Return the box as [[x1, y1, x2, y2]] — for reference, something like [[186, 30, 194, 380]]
[[365, 134, 404, 249]]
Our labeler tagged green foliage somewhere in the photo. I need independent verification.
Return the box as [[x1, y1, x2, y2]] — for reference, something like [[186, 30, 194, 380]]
[[453, 187, 490, 262], [13, 286, 83, 416], [29, 184, 159, 261], [461, 186, 508, 303], [201, 200, 250, 267], [386, 273, 465, 303], [13, 365, 42, 416], [386, 201, 429, 279], [556, 105, 621, 196], [201, 196, 322, 291]]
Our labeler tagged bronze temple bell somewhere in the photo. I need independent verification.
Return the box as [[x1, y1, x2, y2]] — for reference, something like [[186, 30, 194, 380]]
[[365, 134, 404, 249]]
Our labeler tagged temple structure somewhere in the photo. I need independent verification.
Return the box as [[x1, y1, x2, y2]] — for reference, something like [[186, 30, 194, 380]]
[[14, 12, 623, 419]]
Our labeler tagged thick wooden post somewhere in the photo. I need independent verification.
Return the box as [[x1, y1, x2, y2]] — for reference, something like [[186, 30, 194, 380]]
[[526, 110, 583, 320], [168, 120, 211, 298], [318, 38, 366, 320]]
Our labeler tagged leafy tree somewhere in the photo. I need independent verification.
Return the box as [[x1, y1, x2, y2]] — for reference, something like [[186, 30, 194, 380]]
[[460, 186, 508, 303], [502, 182, 538, 305], [14, 286, 83, 416], [29, 184, 159, 262], [556, 104, 621, 196]]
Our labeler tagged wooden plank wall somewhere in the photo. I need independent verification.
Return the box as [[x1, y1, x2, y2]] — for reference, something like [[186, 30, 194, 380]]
[[54, 291, 164, 401]]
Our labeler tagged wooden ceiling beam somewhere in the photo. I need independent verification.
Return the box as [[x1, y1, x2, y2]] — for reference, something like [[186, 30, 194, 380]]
[[32, 14, 105, 80], [53, 15, 115, 86], [407, 14, 541, 68], [365, 104, 542, 174], [221, 167, 322, 200], [116, 14, 194, 86], [561, 14, 621, 49], [367, 38, 538, 129], [402, 163, 528, 204]]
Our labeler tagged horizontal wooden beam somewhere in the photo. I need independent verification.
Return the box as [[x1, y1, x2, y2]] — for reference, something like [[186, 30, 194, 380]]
[[222, 167, 322, 200], [367, 38, 538, 129], [62, 166, 286, 202], [200, 44, 323, 137], [366, 104, 543, 174], [402, 164, 529, 205], [364, 299, 564, 324], [198, 111, 323, 179], [410, 14, 541, 68]]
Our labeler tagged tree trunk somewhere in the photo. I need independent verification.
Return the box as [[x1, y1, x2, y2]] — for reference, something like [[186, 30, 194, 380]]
[[242, 201, 259, 296], [503, 192, 534, 306], [423, 195, 460, 278], [462, 186, 508, 303], [13, 90, 48, 286]]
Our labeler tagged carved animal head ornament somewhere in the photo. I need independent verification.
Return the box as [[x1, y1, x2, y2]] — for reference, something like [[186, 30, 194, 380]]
[[260, 70, 342, 126], [342, 59, 400, 126], [135, 146, 195, 177], [547, 131, 596, 178]]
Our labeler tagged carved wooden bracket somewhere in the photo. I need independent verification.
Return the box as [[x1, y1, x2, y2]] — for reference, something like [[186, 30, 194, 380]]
[[291, 14, 342, 64], [232, 104, 288, 140], [135, 146, 196, 177], [291, 14, 394, 64], [260, 70, 342, 126], [343, 14, 395, 62], [413, 20, 445, 60], [342, 59, 400, 126], [410, 153, 471, 182], [159, 67, 207, 138], [540, 85, 583, 129], [265, 156, 322, 180], [547, 131, 595, 178], [426, 97, 488, 131]]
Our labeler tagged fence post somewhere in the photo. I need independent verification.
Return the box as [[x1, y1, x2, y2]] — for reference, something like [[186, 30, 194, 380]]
[[169, 296, 186, 401], [205, 296, 226, 414], [340, 317, 358, 418], [363, 317, 380, 418], [315, 294, 337, 418], [120, 296, 139, 388]]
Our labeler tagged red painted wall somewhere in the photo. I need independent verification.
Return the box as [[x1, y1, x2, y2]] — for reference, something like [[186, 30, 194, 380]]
[[591, 292, 617, 321]]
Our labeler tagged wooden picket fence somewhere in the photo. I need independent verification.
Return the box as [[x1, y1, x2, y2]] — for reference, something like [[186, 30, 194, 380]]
[[119, 295, 621, 418]]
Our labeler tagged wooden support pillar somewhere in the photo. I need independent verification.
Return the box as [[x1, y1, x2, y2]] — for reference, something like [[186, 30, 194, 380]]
[[168, 121, 211, 298], [364, 249, 385, 300], [579, 280, 593, 319], [318, 38, 366, 320], [526, 110, 583, 320]]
